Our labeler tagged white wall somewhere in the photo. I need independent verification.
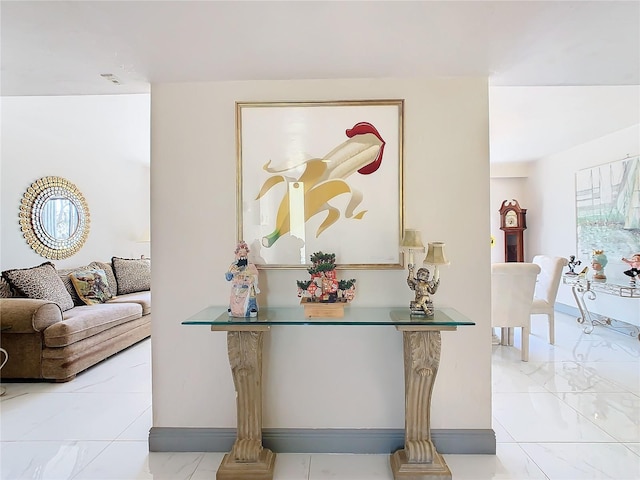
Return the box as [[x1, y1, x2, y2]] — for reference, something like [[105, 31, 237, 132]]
[[529, 124, 640, 324], [0, 95, 151, 270], [151, 78, 492, 431]]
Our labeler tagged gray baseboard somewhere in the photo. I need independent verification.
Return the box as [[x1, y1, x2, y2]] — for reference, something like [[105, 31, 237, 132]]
[[149, 427, 496, 455]]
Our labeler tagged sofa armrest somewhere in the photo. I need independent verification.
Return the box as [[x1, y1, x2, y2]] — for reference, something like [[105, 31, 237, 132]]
[[0, 298, 63, 333]]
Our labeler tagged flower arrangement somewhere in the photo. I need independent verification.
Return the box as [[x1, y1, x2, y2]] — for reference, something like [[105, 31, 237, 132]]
[[297, 251, 356, 303]]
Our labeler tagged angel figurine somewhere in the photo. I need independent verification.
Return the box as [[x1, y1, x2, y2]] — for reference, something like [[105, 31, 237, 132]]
[[407, 264, 439, 317]]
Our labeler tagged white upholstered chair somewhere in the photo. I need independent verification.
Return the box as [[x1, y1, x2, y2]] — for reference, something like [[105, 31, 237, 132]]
[[491, 262, 541, 361], [531, 255, 569, 345]]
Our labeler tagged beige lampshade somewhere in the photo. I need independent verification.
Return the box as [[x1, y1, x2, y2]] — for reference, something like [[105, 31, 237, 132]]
[[424, 242, 450, 265], [400, 229, 425, 252]]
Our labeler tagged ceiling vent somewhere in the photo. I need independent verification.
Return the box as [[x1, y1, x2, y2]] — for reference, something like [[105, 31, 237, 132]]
[[100, 73, 122, 85]]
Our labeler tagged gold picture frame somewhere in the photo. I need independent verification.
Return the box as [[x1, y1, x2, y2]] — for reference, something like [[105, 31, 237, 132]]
[[236, 99, 404, 269]]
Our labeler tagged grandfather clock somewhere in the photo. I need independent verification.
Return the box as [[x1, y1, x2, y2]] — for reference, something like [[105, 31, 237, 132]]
[[499, 199, 527, 262]]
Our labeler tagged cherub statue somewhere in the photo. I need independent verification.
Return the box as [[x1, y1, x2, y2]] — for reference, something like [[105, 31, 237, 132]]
[[566, 255, 582, 275], [622, 253, 640, 283], [226, 241, 260, 317], [407, 264, 439, 317]]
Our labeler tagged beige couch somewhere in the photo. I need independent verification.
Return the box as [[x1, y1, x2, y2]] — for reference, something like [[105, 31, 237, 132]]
[[0, 258, 151, 382]]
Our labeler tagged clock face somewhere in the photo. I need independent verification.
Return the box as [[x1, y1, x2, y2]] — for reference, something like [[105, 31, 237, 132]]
[[505, 211, 518, 227]]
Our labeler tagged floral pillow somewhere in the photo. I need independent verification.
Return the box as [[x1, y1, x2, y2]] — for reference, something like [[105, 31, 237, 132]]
[[89, 261, 118, 297], [2, 262, 74, 311], [58, 265, 91, 306], [69, 268, 114, 305]]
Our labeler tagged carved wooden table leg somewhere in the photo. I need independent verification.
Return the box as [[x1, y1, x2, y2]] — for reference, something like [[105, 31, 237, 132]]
[[216, 329, 275, 480], [391, 328, 452, 480]]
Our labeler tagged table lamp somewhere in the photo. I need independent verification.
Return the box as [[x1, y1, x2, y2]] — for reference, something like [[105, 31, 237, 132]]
[[403, 239, 449, 317], [423, 241, 450, 283], [400, 229, 425, 266]]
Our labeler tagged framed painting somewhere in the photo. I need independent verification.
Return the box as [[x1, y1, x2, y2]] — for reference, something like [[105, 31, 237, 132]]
[[236, 99, 404, 269], [576, 154, 640, 262]]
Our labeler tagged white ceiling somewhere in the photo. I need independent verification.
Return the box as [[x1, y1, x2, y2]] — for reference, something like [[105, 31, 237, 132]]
[[2, 1, 639, 163]]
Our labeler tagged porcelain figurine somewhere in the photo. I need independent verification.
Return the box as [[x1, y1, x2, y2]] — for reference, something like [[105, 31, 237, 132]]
[[622, 253, 640, 283], [407, 264, 439, 317], [591, 250, 608, 281], [226, 241, 259, 317], [566, 255, 582, 275]]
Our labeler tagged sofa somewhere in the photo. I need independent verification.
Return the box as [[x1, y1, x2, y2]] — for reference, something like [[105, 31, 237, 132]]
[[0, 257, 151, 382]]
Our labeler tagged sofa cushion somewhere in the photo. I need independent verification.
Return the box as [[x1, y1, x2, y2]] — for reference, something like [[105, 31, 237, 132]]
[[69, 268, 114, 305], [57, 265, 91, 306], [41, 315, 151, 380], [45, 302, 143, 347], [107, 291, 151, 315], [112, 257, 151, 295], [89, 261, 117, 297], [2, 262, 74, 312], [0, 298, 63, 333]]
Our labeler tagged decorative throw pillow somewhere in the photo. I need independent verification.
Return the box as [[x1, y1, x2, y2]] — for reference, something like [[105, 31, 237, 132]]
[[58, 265, 91, 306], [69, 268, 114, 305], [2, 262, 74, 311], [0, 276, 17, 298], [89, 261, 118, 297], [112, 257, 151, 295]]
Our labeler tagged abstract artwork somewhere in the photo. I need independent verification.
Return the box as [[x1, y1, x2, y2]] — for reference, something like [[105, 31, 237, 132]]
[[236, 100, 404, 268]]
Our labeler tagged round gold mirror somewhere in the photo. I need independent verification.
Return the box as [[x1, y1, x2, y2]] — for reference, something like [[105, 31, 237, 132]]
[[19, 176, 90, 259]]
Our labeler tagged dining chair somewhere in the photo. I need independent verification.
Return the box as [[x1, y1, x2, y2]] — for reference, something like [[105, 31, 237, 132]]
[[531, 255, 569, 345], [491, 262, 541, 361]]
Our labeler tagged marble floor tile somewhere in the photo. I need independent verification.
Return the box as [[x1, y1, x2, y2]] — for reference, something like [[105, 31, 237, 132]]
[[116, 406, 153, 441], [273, 453, 312, 480], [625, 443, 640, 456], [444, 443, 547, 479], [518, 360, 630, 393], [520, 442, 640, 480], [493, 392, 617, 442], [73, 440, 203, 480], [492, 417, 516, 443], [492, 362, 548, 393], [491, 337, 577, 363], [0, 440, 109, 480], [0, 381, 60, 399], [1, 391, 79, 440], [309, 453, 392, 479], [18, 392, 151, 441], [558, 391, 640, 442], [583, 360, 640, 395], [188, 452, 225, 480], [568, 335, 640, 363]]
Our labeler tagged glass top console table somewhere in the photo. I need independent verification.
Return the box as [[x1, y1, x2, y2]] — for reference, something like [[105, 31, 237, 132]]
[[563, 275, 640, 341], [183, 306, 475, 480]]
